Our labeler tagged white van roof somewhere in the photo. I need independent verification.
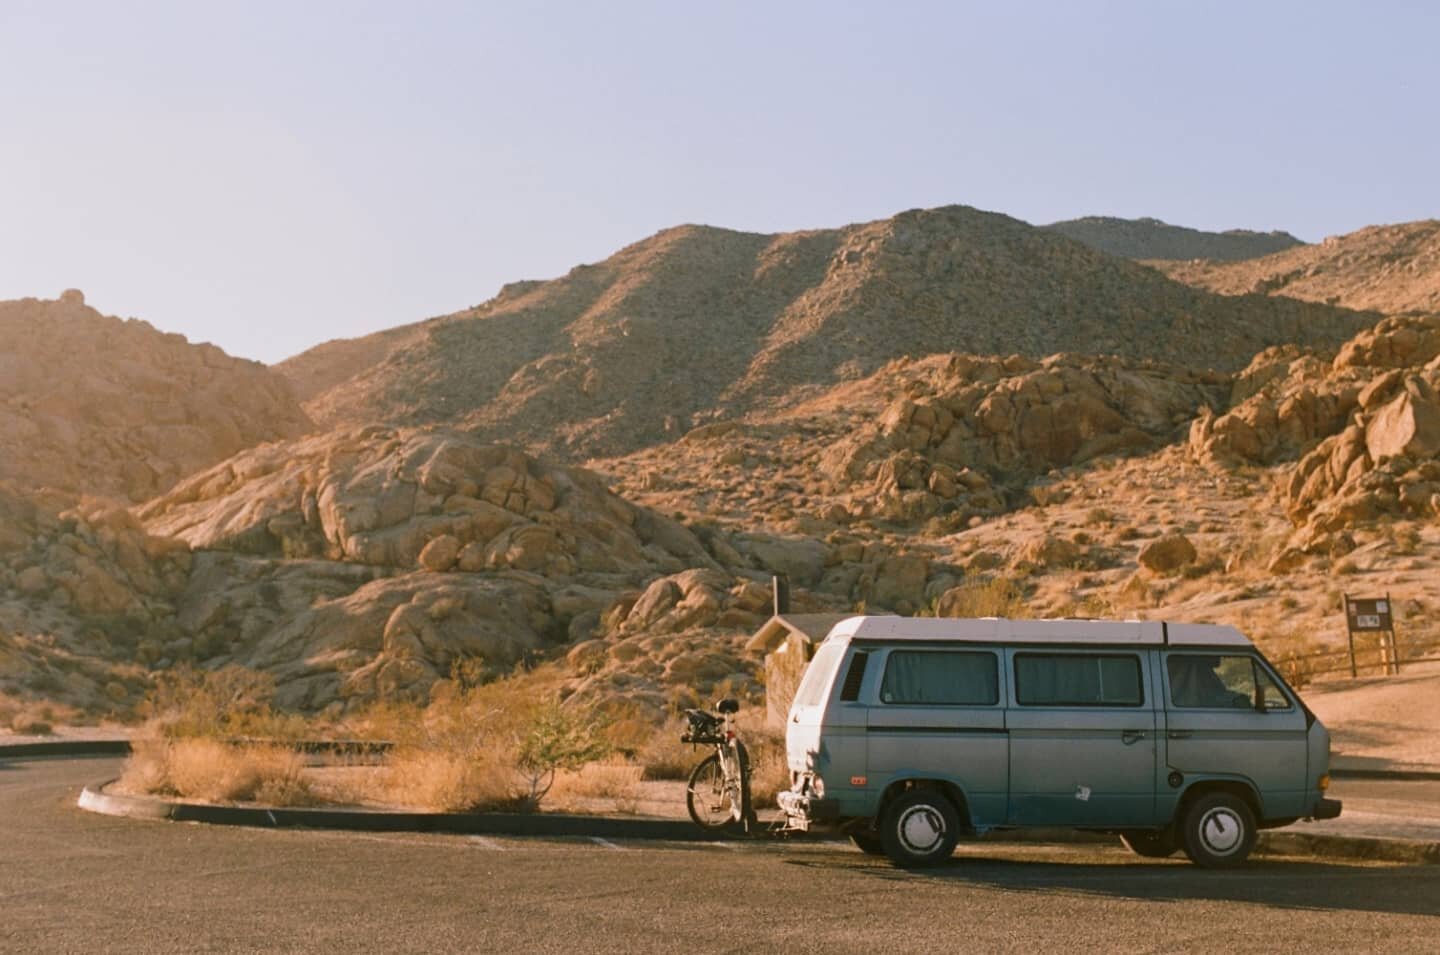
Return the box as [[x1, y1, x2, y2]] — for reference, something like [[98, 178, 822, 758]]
[[823, 616, 1253, 648]]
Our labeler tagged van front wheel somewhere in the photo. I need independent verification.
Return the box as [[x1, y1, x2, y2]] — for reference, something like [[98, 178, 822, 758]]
[[1181, 793, 1256, 867], [879, 790, 960, 868]]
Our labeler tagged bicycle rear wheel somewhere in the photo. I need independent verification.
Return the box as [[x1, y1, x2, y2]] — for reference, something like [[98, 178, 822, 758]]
[[686, 754, 738, 830]]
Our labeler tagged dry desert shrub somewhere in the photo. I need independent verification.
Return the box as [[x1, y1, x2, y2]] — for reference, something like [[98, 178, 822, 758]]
[[934, 576, 1030, 619], [120, 738, 314, 805], [363, 666, 610, 813], [8, 706, 54, 735], [548, 760, 644, 813], [144, 664, 308, 741], [638, 718, 705, 780], [742, 730, 791, 807], [166, 739, 313, 805], [381, 745, 519, 813]]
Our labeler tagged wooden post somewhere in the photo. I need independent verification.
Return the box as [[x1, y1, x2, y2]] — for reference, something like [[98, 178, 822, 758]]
[[1386, 591, 1401, 676], [1344, 593, 1358, 678]]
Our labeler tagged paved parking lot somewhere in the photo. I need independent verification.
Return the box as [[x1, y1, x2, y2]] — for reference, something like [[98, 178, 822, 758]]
[[4, 758, 1439, 953]]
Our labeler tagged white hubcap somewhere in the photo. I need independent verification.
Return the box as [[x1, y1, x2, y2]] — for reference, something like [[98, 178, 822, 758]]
[[899, 805, 944, 852], [1200, 808, 1243, 854]]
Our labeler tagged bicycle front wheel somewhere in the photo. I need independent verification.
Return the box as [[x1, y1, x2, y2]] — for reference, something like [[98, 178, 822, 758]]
[[686, 754, 738, 830]]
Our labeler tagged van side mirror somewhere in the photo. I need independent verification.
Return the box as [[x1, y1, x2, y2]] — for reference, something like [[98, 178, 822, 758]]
[[716, 698, 739, 714]]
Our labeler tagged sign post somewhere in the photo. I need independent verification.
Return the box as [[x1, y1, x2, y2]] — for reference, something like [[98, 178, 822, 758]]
[[1343, 593, 1401, 677]]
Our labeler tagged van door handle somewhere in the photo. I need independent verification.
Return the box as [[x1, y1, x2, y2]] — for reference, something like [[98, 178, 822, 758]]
[[1168, 731, 1193, 739], [1121, 730, 1146, 745]]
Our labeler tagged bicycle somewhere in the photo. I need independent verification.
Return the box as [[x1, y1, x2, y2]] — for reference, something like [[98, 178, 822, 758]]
[[680, 698, 754, 833]]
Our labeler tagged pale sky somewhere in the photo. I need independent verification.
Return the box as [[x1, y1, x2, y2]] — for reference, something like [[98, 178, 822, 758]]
[[2, 1, 1436, 364]]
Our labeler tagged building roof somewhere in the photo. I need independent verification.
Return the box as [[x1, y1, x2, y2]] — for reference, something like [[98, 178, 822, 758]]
[[743, 613, 856, 656]]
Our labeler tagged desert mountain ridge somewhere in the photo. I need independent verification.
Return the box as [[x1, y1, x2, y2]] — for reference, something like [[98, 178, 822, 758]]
[[277, 204, 1367, 461], [1045, 215, 1305, 262], [1154, 219, 1440, 316]]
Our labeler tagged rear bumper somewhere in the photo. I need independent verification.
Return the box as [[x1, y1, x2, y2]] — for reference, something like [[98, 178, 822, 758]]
[[778, 789, 841, 828], [1312, 797, 1342, 820]]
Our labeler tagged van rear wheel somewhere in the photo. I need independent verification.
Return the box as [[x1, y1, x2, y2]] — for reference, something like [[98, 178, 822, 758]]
[[1119, 829, 1178, 858], [1181, 793, 1256, 868], [879, 790, 960, 868]]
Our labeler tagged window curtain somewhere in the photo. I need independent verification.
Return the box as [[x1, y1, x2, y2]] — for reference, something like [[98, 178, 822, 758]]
[[882, 651, 997, 705]]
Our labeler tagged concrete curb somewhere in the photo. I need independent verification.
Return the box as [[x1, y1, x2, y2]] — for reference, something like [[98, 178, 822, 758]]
[[0, 739, 390, 760], [0, 740, 131, 759], [77, 783, 720, 841], [1257, 830, 1440, 865], [1331, 767, 1440, 782]]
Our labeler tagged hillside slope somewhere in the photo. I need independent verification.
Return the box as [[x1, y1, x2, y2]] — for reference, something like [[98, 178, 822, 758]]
[[278, 205, 1368, 459], [0, 292, 313, 502], [1154, 220, 1440, 315], [1046, 216, 1304, 261]]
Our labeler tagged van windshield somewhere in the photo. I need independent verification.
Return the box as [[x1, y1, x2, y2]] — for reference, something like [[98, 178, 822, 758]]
[[794, 643, 844, 709]]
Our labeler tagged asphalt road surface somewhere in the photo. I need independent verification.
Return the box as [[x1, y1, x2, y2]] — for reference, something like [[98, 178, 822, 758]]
[[3, 758, 1438, 954]]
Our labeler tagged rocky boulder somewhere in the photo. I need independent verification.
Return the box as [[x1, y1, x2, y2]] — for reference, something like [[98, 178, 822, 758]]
[[1137, 533, 1198, 574]]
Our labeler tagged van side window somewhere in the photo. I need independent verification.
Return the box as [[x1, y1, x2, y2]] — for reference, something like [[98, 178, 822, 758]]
[[1256, 663, 1294, 711], [879, 651, 998, 705], [1014, 653, 1143, 707], [1166, 654, 1293, 710], [839, 652, 870, 702]]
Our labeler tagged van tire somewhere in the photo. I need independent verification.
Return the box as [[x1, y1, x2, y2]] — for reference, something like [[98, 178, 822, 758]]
[[1119, 830, 1178, 858], [879, 790, 960, 867], [849, 831, 886, 856], [1180, 793, 1256, 867]]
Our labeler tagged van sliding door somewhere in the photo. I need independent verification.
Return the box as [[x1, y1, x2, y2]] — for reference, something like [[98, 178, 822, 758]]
[[1006, 650, 1159, 827]]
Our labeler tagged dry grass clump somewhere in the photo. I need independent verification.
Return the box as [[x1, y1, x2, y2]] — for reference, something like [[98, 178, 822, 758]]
[[933, 576, 1030, 619], [548, 761, 644, 814], [143, 664, 309, 741], [7, 706, 55, 735], [358, 664, 611, 813], [119, 738, 315, 806], [380, 745, 520, 813], [741, 723, 790, 807], [637, 718, 703, 780]]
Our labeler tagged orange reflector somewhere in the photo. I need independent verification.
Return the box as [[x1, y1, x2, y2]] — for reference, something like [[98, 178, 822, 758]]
[[851, 776, 867, 787]]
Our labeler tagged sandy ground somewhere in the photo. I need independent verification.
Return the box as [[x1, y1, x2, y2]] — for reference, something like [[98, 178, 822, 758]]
[[1304, 661, 1440, 771]]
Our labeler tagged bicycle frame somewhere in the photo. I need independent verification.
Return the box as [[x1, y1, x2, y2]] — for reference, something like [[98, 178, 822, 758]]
[[681, 704, 753, 832]]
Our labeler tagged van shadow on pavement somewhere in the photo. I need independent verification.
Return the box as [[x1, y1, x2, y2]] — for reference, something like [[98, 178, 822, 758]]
[[781, 853, 1440, 919]]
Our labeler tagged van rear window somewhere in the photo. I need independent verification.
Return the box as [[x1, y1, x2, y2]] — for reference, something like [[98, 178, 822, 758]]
[[1014, 653, 1143, 707], [880, 651, 998, 706], [794, 643, 844, 709]]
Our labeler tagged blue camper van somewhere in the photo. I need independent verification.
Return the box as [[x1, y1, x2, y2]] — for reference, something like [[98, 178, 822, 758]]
[[777, 616, 1341, 867]]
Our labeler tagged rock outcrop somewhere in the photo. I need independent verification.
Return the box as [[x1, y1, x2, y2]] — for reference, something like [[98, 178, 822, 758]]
[[823, 353, 1227, 529], [0, 482, 191, 711], [139, 427, 717, 576], [0, 294, 312, 502]]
